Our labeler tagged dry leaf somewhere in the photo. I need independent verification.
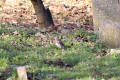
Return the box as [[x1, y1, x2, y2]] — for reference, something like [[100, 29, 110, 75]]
[[13, 31, 18, 35]]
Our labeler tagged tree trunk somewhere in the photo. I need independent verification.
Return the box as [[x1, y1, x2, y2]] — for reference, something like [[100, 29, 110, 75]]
[[30, 0, 54, 32], [1, 0, 54, 32], [93, 0, 120, 48]]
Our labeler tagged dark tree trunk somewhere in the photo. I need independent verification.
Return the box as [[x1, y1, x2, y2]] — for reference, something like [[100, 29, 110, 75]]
[[30, 0, 54, 32]]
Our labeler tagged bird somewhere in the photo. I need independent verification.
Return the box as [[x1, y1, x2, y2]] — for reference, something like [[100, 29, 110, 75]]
[[54, 35, 67, 49]]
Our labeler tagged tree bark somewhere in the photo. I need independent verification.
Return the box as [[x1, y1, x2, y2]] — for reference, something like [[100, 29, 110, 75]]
[[93, 0, 120, 48], [30, 0, 54, 32], [2, 0, 54, 32]]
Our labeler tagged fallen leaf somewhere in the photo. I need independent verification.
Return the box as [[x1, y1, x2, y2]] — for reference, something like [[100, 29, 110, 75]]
[[13, 31, 18, 35]]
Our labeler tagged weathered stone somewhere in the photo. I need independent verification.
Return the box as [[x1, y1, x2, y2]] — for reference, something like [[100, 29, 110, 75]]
[[99, 20, 120, 48], [93, 0, 120, 48], [17, 66, 27, 80]]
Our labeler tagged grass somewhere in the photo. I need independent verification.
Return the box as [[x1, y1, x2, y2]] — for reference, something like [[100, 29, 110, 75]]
[[0, 24, 120, 80]]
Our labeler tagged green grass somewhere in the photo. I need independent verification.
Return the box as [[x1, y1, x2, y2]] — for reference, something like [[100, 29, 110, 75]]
[[0, 24, 120, 80]]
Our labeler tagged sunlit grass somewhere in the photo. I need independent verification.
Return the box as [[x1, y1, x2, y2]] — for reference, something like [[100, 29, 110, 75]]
[[0, 24, 120, 80]]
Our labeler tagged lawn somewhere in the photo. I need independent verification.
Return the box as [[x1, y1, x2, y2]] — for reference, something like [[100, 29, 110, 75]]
[[0, 0, 120, 80], [0, 24, 120, 80]]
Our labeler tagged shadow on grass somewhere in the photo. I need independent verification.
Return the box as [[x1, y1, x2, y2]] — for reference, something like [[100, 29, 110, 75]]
[[0, 46, 120, 80], [26, 53, 120, 80]]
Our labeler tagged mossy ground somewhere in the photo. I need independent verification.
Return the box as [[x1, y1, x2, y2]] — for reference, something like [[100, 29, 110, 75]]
[[0, 24, 120, 80]]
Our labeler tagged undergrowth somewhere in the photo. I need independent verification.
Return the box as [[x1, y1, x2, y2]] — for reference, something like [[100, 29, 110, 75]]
[[0, 24, 120, 80]]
